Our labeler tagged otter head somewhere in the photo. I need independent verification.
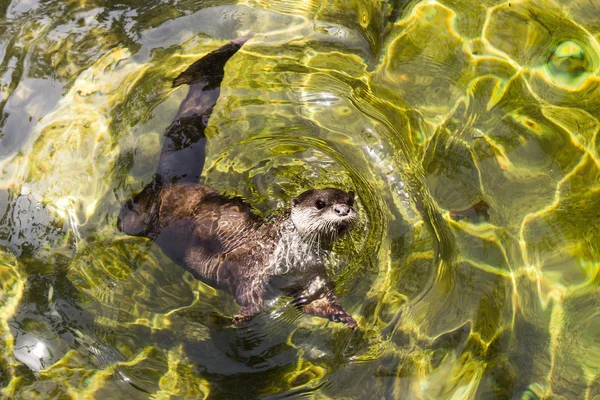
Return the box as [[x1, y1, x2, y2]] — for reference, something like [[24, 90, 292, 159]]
[[290, 188, 357, 247]]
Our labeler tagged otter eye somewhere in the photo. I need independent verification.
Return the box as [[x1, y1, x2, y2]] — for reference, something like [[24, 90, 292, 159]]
[[347, 191, 355, 206], [315, 200, 326, 210]]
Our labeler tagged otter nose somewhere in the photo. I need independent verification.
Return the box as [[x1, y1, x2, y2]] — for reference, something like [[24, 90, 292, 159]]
[[334, 204, 350, 216]]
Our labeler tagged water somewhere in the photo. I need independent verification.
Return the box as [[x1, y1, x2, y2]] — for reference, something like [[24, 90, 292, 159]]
[[1, 0, 599, 398]]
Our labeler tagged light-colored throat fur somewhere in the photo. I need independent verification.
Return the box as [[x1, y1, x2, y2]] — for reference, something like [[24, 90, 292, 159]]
[[267, 218, 329, 276]]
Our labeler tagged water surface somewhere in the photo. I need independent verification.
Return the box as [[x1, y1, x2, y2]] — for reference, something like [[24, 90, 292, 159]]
[[1, 0, 600, 398]]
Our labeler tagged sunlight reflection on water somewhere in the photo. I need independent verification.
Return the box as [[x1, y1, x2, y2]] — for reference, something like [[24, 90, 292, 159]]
[[0, 0, 600, 398]]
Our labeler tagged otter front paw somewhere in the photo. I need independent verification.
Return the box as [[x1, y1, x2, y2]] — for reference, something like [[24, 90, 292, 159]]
[[232, 314, 253, 326], [331, 310, 357, 329], [293, 294, 311, 307]]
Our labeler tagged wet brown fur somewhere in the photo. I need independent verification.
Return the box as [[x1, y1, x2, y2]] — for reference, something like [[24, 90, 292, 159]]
[[119, 36, 358, 329]]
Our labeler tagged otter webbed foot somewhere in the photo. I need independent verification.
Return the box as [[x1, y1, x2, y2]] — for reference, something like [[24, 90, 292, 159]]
[[232, 302, 262, 326], [300, 293, 357, 330], [293, 276, 357, 329], [292, 293, 312, 307], [232, 314, 253, 325], [331, 310, 357, 329]]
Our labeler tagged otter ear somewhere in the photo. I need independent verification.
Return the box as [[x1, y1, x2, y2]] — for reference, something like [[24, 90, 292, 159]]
[[291, 197, 300, 207]]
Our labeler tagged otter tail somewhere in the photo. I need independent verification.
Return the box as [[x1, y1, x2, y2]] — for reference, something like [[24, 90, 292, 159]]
[[172, 33, 254, 89], [156, 33, 253, 185], [118, 34, 253, 237]]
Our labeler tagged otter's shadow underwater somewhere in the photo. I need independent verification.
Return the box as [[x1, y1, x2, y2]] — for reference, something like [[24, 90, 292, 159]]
[[118, 35, 359, 330]]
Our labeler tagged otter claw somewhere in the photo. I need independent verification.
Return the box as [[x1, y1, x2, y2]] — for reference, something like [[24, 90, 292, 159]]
[[347, 318, 357, 329], [331, 310, 357, 329]]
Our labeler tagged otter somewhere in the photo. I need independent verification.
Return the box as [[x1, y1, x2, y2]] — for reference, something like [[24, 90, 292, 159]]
[[118, 35, 358, 329]]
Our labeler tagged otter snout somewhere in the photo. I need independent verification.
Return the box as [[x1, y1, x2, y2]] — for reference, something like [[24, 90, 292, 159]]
[[334, 204, 351, 216], [290, 187, 358, 241]]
